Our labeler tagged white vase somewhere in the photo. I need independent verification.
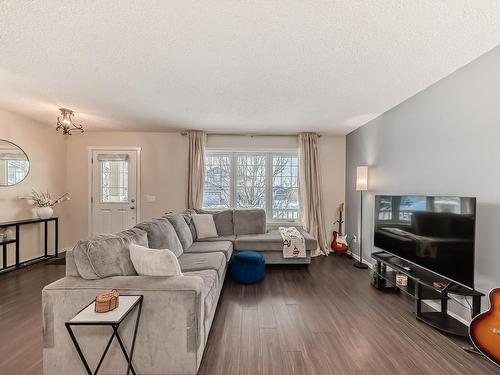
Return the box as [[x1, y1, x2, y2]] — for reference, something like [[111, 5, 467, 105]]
[[37, 207, 53, 219]]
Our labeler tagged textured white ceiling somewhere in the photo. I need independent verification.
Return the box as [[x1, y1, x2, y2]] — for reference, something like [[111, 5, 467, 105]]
[[0, 1, 499, 134]]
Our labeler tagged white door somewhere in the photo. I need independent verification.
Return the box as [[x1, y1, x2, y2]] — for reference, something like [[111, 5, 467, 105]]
[[91, 149, 139, 235]]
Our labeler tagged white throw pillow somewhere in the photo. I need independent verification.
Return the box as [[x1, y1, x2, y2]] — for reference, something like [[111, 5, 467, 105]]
[[191, 214, 218, 239], [129, 244, 183, 276]]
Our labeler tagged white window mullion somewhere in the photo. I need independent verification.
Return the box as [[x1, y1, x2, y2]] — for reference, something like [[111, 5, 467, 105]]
[[231, 152, 236, 208], [266, 153, 272, 221]]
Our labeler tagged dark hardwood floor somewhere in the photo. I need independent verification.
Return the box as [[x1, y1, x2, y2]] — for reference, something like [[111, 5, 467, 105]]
[[0, 255, 498, 375]]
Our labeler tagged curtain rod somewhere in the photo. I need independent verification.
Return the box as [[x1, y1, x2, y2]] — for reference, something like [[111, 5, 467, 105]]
[[180, 132, 321, 138]]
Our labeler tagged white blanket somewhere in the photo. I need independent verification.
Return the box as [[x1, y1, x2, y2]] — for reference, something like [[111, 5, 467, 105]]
[[279, 227, 306, 258]]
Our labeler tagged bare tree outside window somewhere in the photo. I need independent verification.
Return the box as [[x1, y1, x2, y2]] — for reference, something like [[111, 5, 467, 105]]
[[203, 152, 300, 221]]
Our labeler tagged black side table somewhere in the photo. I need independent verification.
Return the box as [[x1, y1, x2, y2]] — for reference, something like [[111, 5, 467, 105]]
[[66, 295, 143, 375]]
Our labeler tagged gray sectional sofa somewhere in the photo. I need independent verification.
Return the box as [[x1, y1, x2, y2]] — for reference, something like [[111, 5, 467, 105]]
[[42, 208, 316, 375]]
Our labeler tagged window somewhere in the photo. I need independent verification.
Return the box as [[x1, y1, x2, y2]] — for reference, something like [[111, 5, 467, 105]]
[[272, 154, 299, 220], [100, 160, 129, 202], [203, 151, 300, 221], [236, 154, 266, 209], [204, 154, 231, 209]]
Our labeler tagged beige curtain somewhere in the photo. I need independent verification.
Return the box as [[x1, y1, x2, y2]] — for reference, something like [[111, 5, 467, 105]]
[[299, 133, 329, 256], [187, 130, 206, 209]]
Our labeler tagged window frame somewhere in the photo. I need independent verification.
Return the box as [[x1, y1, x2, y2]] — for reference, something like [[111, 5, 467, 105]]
[[203, 149, 300, 224]]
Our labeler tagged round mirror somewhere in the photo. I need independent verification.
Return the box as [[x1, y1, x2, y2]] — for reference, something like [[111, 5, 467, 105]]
[[0, 139, 30, 186]]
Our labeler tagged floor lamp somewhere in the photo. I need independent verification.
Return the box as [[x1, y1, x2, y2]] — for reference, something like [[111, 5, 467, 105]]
[[354, 166, 369, 269]]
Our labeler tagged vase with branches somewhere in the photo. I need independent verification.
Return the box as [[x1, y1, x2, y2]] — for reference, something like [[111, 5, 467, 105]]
[[30, 190, 70, 219]]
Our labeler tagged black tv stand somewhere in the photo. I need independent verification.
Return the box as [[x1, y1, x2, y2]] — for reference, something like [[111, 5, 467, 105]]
[[371, 251, 484, 337]]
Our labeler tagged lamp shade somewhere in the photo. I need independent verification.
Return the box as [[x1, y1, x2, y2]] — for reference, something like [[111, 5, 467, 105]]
[[356, 166, 369, 191]]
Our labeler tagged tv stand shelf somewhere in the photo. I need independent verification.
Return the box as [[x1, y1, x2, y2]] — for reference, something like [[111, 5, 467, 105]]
[[371, 251, 484, 337]]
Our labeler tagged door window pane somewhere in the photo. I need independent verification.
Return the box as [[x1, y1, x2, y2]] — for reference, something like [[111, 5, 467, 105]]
[[272, 155, 299, 220], [236, 154, 266, 208], [101, 160, 128, 202], [203, 154, 231, 209]]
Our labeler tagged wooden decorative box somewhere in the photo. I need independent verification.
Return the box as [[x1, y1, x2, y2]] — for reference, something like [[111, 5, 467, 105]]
[[95, 290, 119, 313], [395, 274, 408, 287]]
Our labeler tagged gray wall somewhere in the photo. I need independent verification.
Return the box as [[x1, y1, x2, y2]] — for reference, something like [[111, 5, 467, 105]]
[[345, 45, 500, 320]]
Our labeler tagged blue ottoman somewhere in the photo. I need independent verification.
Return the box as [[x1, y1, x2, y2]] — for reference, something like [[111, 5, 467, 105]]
[[230, 251, 265, 284]]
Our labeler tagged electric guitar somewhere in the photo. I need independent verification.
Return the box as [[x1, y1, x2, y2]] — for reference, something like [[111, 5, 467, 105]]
[[469, 288, 500, 367], [331, 203, 348, 253]]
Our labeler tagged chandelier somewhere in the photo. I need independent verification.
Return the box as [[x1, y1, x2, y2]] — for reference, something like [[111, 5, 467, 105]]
[[56, 108, 84, 135]]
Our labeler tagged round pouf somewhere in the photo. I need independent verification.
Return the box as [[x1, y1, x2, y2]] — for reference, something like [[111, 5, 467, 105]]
[[230, 251, 265, 284]]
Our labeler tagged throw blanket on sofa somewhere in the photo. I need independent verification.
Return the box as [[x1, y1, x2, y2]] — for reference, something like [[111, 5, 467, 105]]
[[279, 227, 306, 258]]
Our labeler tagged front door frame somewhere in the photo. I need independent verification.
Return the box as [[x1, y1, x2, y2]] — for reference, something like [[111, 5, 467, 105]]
[[87, 146, 142, 237]]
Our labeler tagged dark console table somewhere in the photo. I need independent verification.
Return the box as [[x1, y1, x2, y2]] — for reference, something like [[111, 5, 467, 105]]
[[0, 217, 59, 274], [371, 251, 483, 337]]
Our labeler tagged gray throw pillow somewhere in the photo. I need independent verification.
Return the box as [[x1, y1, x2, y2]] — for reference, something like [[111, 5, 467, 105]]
[[195, 208, 234, 236], [165, 213, 194, 250], [135, 218, 184, 257], [73, 228, 148, 280]]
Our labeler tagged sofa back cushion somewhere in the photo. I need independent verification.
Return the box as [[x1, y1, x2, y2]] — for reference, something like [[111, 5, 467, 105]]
[[135, 218, 184, 257], [195, 208, 234, 236], [73, 228, 148, 279], [233, 209, 266, 235], [165, 213, 194, 250]]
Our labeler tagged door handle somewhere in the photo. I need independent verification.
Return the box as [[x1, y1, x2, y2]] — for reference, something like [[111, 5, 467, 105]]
[[130, 206, 135, 210]]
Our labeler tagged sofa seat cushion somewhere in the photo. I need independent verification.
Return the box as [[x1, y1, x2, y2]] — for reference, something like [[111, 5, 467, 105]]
[[178, 252, 226, 280], [185, 241, 233, 261], [234, 229, 317, 251], [195, 235, 236, 243], [183, 269, 220, 323]]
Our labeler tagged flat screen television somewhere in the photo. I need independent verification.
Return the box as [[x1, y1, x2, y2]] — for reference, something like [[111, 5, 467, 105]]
[[373, 195, 476, 289]]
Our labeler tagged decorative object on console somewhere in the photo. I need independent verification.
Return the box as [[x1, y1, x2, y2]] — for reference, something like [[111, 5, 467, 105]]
[[433, 281, 449, 290], [354, 166, 369, 269], [95, 290, 120, 313], [30, 190, 70, 219], [56, 108, 84, 135], [0, 139, 30, 187], [331, 203, 348, 253], [469, 288, 500, 367], [395, 274, 408, 287]]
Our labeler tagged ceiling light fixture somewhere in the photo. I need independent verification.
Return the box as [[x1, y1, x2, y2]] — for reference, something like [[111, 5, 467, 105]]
[[56, 108, 84, 135]]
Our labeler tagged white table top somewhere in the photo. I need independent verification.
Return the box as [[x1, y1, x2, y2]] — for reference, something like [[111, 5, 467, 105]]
[[69, 295, 141, 324]]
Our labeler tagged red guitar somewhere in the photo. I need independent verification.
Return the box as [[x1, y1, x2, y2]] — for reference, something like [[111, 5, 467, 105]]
[[469, 288, 500, 367], [331, 203, 348, 253]]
